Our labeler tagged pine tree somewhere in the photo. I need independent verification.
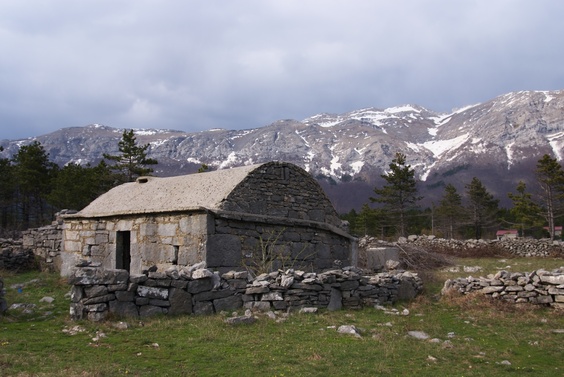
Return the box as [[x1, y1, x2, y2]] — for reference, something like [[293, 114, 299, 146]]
[[47, 161, 114, 211], [103, 129, 158, 182], [465, 177, 499, 239], [370, 152, 422, 237], [0, 149, 15, 231], [436, 183, 464, 239], [507, 181, 542, 237], [535, 154, 564, 239], [12, 141, 56, 228]]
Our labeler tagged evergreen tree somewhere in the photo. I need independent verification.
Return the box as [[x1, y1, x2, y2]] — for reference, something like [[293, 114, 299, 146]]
[[0, 149, 15, 231], [436, 183, 464, 239], [12, 141, 56, 228], [535, 154, 564, 239], [465, 177, 499, 239], [198, 163, 210, 173], [507, 180, 543, 237], [370, 152, 422, 237], [47, 161, 114, 211], [103, 129, 158, 182]]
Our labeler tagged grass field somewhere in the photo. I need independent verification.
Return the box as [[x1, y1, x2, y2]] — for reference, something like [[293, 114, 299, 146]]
[[1, 256, 563, 376]]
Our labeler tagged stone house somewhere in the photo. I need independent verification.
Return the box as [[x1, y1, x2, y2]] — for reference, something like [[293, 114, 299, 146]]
[[61, 162, 356, 276]]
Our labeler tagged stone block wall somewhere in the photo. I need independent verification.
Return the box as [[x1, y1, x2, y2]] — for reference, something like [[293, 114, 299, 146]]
[[212, 215, 353, 273], [62, 212, 212, 276], [442, 268, 564, 309], [21, 211, 70, 271], [62, 210, 355, 277], [69, 265, 423, 322], [222, 162, 343, 228]]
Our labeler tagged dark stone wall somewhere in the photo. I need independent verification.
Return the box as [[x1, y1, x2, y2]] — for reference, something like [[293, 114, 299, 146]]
[[208, 215, 352, 273], [222, 162, 343, 228], [0, 239, 35, 271]]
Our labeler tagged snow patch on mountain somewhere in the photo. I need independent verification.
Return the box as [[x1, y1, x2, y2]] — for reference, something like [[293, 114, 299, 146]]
[[406, 142, 421, 152], [350, 160, 364, 174], [186, 157, 202, 164], [505, 142, 515, 168], [218, 152, 238, 169], [421, 133, 470, 158], [548, 131, 564, 160]]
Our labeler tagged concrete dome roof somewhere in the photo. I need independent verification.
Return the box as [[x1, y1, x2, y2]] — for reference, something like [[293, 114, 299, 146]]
[[71, 163, 265, 218]]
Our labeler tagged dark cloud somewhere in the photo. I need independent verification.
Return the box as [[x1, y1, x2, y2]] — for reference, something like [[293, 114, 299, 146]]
[[1, 0, 564, 139]]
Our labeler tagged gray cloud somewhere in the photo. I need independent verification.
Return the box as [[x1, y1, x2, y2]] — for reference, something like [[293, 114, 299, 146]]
[[1, 0, 564, 140]]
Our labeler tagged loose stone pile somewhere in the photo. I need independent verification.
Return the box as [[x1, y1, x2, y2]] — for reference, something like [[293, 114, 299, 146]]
[[69, 264, 423, 322], [404, 235, 564, 257], [0, 239, 35, 271], [442, 268, 564, 309]]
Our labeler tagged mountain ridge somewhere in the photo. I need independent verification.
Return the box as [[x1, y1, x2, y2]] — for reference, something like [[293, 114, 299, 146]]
[[1, 90, 563, 212]]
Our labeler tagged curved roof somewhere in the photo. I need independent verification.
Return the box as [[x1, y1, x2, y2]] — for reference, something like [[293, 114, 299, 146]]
[[72, 163, 263, 218]]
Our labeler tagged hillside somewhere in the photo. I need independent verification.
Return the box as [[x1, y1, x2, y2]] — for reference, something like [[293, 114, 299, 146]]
[[1, 90, 563, 212]]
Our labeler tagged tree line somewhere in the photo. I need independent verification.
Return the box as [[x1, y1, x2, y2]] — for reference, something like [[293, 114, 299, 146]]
[[0, 130, 157, 234], [342, 152, 564, 240]]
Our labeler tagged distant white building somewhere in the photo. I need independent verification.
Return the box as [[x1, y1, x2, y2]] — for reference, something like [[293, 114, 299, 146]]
[[496, 229, 518, 240]]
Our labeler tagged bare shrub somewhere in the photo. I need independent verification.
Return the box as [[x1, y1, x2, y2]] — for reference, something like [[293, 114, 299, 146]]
[[396, 243, 455, 271]]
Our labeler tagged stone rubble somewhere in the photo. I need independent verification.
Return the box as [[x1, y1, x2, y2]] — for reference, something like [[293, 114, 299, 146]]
[[442, 268, 564, 309], [68, 264, 423, 322]]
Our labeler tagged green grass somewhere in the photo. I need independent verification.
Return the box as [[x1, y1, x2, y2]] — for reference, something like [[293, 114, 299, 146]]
[[1, 257, 563, 377]]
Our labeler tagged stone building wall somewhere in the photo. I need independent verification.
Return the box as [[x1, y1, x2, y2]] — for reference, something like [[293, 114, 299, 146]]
[[63, 210, 355, 277], [442, 268, 564, 309], [68, 265, 423, 322], [62, 212, 212, 276], [222, 162, 343, 228], [212, 215, 352, 273]]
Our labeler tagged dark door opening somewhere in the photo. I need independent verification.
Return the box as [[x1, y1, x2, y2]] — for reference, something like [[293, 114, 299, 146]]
[[116, 231, 131, 272]]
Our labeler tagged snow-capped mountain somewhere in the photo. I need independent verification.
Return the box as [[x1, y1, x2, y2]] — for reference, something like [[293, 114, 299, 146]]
[[1, 90, 563, 212]]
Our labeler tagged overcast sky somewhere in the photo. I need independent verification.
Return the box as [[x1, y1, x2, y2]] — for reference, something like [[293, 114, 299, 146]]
[[1, 0, 563, 140]]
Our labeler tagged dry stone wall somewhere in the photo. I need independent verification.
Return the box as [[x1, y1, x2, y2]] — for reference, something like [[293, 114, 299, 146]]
[[69, 265, 423, 322], [21, 211, 69, 271], [0, 239, 35, 271], [442, 268, 564, 309], [405, 235, 564, 257]]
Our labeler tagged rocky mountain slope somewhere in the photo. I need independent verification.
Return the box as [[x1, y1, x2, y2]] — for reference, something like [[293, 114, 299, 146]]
[[1, 90, 563, 212]]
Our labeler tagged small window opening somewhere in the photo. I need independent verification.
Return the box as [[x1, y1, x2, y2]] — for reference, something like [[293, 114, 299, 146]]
[[280, 166, 290, 181], [137, 177, 149, 184]]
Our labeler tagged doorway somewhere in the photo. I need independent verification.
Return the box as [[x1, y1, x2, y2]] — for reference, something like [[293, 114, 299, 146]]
[[116, 231, 131, 272]]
